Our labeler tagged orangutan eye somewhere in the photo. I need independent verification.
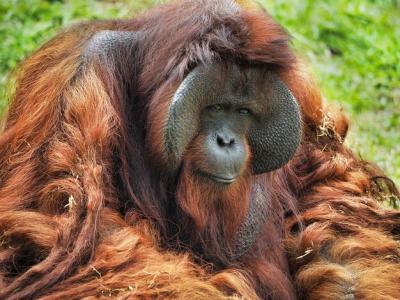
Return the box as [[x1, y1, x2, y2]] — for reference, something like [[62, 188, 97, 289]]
[[238, 108, 250, 115], [208, 104, 224, 112]]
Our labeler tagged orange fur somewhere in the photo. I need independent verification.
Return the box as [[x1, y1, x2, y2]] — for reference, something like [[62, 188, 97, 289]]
[[0, 1, 399, 299]]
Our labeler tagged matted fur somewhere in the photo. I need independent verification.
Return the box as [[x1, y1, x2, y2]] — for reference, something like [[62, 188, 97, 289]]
[[0, 1, 399, 299]]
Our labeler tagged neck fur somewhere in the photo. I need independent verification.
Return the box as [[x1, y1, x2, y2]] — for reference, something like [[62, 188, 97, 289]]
[[175, 162, 251, 261]]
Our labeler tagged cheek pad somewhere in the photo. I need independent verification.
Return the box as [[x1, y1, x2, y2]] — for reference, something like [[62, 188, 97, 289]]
[[249, 71, 301, 174]]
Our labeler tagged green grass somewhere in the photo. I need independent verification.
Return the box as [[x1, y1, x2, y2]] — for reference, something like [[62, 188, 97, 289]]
[[0, 0, 399, 186]]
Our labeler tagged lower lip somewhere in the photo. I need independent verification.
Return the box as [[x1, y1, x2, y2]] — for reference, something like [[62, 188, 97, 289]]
[[208, 174, 237, 184], [198, 170, 238, 184]]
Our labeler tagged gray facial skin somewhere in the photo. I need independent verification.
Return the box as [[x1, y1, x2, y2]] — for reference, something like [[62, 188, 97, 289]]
[[197, 103, 252, 183]]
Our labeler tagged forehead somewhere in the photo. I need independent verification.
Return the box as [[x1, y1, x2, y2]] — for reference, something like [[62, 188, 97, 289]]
[[202, 64, 269, 111]]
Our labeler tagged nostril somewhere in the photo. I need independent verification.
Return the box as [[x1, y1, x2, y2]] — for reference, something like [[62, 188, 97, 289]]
[[217, 134, 235, 147], [217, 135, 225, 147]]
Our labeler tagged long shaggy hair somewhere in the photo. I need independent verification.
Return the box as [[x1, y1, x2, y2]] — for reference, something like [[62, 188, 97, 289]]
[[0, 1, 399, 299]]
